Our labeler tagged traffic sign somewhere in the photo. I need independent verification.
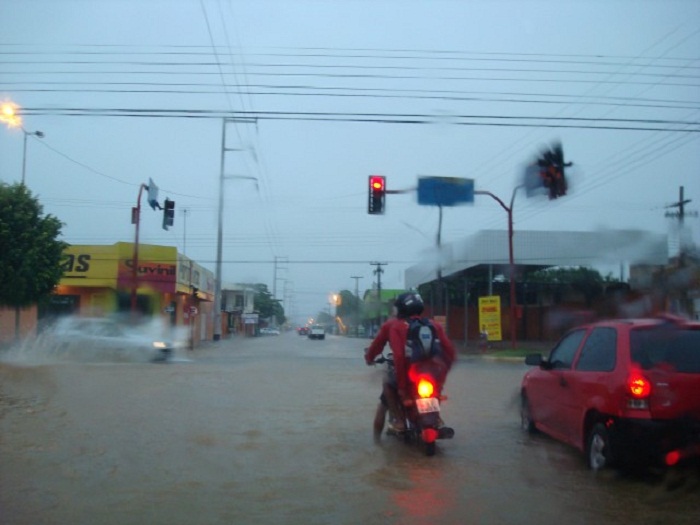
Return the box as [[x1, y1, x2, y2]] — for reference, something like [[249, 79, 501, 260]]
[[418, 176, 474, 206]]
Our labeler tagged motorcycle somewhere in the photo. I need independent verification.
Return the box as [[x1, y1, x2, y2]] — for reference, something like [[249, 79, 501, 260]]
[[372, 352, 455, 456]]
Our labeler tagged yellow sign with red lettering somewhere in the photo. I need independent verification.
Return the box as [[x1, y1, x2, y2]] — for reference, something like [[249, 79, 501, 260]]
[[478, 296, 502, 341]]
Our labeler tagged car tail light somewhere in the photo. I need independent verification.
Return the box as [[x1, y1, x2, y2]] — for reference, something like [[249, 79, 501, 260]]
[[665, 450, 681, 466], [626, 370, 651, 409], [417, 378, 435, 399]]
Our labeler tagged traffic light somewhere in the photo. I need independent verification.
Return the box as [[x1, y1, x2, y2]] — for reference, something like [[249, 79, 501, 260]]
[[536, 143, 570, 199], [368, 175, 386, 214], [162, 198, 175, 230]]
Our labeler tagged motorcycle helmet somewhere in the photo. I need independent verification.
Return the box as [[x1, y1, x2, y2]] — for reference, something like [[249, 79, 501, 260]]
[[394, 292, 424, 318]]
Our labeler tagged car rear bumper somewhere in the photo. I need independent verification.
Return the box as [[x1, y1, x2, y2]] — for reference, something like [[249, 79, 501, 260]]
[[613, 417, 700, 466]]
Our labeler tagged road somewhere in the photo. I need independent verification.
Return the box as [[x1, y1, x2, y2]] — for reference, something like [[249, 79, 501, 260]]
[[1, 332, 699, 525]]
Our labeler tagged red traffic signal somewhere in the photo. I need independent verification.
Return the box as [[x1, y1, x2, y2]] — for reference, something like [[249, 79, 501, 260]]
[[370, 176, 385, 191], [368, 175, 386, 214], [525, 142, 571, 199]]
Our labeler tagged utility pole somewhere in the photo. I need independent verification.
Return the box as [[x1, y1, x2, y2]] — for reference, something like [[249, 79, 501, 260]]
[[665, 185, 696, 226], [351, 275, 363, 336], [370, 262, 386, 331], [273, 256, 287, 300], [213, 118, 228, 341], [213, 116, 257, 341], [182, 208, 188, 256], [272, 255, 289, 326], [665, 186, 698, 256]]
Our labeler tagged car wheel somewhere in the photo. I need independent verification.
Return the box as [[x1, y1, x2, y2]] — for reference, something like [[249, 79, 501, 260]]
[[586, 423, 614, 471], [520, 394, 537, 434]]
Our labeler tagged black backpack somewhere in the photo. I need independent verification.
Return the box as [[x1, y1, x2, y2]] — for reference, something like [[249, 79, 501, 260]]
[[405, 317, 442, 362]]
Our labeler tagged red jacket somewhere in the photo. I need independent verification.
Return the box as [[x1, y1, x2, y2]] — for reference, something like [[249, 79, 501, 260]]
[[365, 316, 456, 395]]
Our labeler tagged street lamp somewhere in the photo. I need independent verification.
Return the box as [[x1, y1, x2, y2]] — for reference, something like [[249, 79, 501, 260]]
[[475, 185, 524, 350], [22, 129, 45, 185], [1, 101, 44, 185]]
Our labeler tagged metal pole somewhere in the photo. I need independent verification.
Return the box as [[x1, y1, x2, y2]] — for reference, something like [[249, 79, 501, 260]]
[[436, 205, 444, 316], [131, 183, 147, 315], [183, 209, 188, 256], [507, 207, 516, 350], [20, 129, 43, 186], [213, 119, 227, 341], [351, 275, 362, 336], [21, 131, 28, 185], [475, 187, 522, 349]]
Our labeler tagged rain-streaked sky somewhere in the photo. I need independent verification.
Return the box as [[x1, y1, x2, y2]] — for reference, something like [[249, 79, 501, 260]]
[[1, 0, 699, 322]]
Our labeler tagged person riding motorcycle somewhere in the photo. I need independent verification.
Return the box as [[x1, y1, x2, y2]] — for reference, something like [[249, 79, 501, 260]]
[[365, 292, 456, 434]]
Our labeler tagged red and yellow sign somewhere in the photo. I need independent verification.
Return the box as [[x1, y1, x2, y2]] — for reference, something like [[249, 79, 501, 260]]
[[478, 296, 502, 341], [115, 242, 177, 293], [60, 243, 177, 293]]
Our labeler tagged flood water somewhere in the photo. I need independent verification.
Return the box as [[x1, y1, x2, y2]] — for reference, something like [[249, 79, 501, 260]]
[[1, 333, 699, 525]]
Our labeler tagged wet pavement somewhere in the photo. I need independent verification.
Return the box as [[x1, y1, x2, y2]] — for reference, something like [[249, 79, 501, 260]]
[[1, 333, 699, 524]]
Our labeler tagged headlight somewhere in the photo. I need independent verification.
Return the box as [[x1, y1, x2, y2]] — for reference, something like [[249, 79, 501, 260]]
[[152, 341, 170, 349]]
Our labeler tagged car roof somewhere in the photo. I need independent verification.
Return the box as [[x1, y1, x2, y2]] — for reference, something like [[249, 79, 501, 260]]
[[575, 316, 700, 332]]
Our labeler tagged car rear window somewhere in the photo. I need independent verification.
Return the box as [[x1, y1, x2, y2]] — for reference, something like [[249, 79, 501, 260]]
[[630, 327, 700, 373]]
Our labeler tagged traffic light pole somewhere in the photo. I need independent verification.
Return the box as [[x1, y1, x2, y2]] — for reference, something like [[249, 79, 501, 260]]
[[475, 185, 523, 350], [131, 183, 148, 316]]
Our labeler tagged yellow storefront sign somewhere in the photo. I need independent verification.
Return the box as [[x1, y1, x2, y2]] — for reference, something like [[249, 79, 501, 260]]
[[61, 244, 119, 288], [478, 296, 502, 341]]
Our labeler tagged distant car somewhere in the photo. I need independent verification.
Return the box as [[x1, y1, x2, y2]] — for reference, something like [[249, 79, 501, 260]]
[[520, 315, 700, 471], [308, 325, 326, 340], [297, 326, 309, 336], [44, 316, 174, 363], [260, 327, 280, 336]]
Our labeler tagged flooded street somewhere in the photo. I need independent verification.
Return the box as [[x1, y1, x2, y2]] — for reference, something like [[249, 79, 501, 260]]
[[2, 333, 699, 525]]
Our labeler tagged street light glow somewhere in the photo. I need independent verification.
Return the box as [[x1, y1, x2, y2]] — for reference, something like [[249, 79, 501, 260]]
[[1, 101, 21, 127]]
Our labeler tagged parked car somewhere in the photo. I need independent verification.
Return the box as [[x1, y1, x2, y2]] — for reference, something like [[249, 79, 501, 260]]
[[520, 315, 700, 471], [308, 325, 326, 340], [43, 316, 175, 363], [260, 327, 280, 336]]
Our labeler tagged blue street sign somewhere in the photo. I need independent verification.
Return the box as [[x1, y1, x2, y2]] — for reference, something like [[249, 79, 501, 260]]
[[417, 176, 475, 206]]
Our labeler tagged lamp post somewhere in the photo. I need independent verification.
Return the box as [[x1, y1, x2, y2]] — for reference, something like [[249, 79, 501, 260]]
[[22, 129, 44, 185], [475, 185, 523, 350], [0, 101, 44, 185], [351, 275, 362, 336]]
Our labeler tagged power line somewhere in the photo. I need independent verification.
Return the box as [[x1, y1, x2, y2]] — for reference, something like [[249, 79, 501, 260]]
[[16, 107, 700, 131]]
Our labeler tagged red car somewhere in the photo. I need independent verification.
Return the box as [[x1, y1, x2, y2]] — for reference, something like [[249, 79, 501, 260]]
[[520, 315, 700, 471]]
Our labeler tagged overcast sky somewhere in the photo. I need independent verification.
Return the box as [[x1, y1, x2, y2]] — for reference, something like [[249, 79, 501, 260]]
[[1, 0, 699, 323]]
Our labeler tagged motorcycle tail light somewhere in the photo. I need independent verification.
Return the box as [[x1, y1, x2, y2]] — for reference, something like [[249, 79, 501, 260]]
[[417, 378, 435, 399], [422, 428, 439, 444]]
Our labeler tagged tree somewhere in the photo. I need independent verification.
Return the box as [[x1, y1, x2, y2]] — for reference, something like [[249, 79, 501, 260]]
[[0, 183, 67, 339], [529, 266, 619, 307], [249, 283, 286, 326], [335, 289, 362, 325]]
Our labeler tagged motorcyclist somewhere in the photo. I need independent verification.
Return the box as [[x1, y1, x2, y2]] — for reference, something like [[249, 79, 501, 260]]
[[365, 292, 456, 434]]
